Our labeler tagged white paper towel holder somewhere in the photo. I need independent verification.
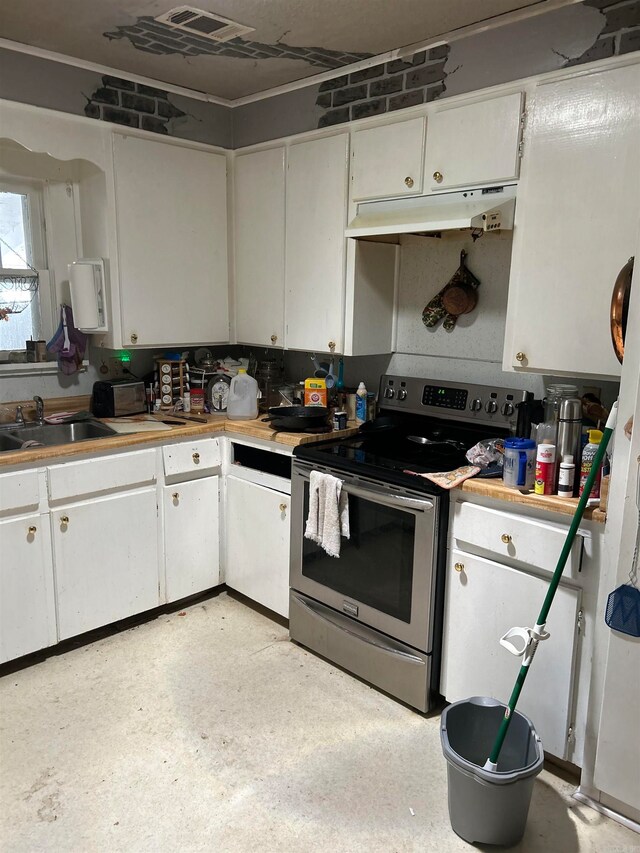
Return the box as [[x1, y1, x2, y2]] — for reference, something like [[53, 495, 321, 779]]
[[68, 258, 108, 332]]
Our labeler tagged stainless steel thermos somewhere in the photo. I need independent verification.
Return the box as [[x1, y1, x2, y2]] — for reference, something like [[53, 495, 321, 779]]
[[556, 398, 582, 495]]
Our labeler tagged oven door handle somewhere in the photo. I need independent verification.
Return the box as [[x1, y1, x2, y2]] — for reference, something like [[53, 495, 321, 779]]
[[342, 481, 434, 512], [293, 593, 426, 665]]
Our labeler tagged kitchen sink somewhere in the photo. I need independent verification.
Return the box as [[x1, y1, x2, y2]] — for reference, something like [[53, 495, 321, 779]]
[[0, 433, 23, 452], [0, 420, 117, 451]]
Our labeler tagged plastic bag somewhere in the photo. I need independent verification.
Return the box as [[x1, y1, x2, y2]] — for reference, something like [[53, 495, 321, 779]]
[[466, 438, 504, 469]]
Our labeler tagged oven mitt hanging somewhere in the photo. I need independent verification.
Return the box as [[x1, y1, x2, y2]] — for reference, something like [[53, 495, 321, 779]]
[[47, 304, 88, 375], [422, 251, 480, 332]]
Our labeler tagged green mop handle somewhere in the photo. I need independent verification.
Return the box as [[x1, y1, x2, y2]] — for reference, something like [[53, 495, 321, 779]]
[[486, 403, 618, 770]]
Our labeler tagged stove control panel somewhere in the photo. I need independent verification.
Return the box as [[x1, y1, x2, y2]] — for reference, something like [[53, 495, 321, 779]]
[[378, 375, 531, 428]]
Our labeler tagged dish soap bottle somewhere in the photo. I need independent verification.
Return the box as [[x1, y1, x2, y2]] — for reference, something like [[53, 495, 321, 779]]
[[356, 381, 368, 425], [226, 368, 259, 420], [579, 429, 603, 498]]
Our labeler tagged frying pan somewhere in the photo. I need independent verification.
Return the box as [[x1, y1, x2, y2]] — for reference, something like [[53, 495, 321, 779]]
[[611, 256, 633, 364], [262, 406, 328, 431], [407, 435, 466, 451]]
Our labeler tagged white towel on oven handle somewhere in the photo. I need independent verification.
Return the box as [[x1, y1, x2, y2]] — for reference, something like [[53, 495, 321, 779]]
[[305, 470, 350, 558]]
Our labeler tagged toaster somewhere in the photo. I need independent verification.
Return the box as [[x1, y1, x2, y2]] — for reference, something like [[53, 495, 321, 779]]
[[92, 380, 146, 418]]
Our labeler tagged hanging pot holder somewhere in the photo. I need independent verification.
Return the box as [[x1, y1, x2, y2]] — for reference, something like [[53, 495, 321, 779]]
[[605, 463, 640, 637]]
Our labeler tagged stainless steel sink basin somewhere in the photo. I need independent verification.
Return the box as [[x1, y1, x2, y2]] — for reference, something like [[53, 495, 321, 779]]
[[0, 420, 117, 451], [0, 433, 23, 452]]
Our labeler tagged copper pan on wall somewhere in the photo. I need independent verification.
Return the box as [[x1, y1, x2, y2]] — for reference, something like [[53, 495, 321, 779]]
[[611, 257, 634, 364]]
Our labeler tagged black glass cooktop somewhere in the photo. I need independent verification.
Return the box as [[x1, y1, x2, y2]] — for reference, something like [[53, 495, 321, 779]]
[[294, 414, 506, 490]]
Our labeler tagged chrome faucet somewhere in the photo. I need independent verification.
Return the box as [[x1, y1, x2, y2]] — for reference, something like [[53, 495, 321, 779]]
[[33, 396, 45, 425], [15, 405, 24, 426]]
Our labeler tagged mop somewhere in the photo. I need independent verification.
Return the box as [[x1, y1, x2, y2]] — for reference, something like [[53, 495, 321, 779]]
[[484, 402, 618, 770]]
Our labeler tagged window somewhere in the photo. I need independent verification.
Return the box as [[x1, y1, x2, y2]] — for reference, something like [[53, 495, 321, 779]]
[[0, 180, 49, 355]]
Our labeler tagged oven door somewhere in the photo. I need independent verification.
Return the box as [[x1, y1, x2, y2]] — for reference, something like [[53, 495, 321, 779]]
[[290, 461, 439, 652]]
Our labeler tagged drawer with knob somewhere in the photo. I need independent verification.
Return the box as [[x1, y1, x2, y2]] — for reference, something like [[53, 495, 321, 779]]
[[451, 499, 583, 577], [162, 438, 221, 481], [0, 469, 40, 515], [47, 449, 156, 502]]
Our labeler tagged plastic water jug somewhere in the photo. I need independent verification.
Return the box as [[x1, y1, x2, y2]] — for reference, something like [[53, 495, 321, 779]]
[[226, 368, 259, 420]]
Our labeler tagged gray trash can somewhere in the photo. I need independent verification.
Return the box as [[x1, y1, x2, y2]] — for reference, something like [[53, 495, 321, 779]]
[[440, 696, 544, 847]]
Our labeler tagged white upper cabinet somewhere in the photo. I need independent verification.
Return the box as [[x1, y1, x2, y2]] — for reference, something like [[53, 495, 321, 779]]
[[424, 92, 523, 191], [112, 134, 229, 348], [503, 64, 640, 379], [285, 133, 349, 353], [351, 117, 426, 200], [234, 147, 286, 347]]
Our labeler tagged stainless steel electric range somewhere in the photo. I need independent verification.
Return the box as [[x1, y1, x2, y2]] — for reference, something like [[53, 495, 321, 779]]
[[289, 375, 530, 711]]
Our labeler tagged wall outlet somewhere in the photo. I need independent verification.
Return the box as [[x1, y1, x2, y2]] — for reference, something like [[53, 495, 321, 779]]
[[109, 357, 125, 379]]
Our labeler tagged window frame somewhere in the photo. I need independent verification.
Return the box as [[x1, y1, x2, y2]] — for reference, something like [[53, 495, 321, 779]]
[[0, 177, 55, 363]]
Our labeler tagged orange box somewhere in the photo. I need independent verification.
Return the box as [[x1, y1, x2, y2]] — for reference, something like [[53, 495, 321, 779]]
[[304, 378, 327, 407]]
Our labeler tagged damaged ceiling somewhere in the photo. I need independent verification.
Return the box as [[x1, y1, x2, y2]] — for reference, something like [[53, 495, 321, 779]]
[[0, 0, 575, 100]]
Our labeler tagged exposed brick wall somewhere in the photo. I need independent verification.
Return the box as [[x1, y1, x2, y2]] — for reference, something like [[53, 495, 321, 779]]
[[105, 17, 370, 70], [317, 46, 449, 128], [314, 0, 639, 128], [84, 76, 186, 133], [574, 0, 640, 60]]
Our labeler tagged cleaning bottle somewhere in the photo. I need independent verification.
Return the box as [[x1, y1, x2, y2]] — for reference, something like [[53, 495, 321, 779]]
[[355, 381, 368, 425], [226, 368, 258, 420], [579, 429, 603, 498]]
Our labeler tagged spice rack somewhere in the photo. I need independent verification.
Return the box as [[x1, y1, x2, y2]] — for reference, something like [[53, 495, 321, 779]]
[[155, 359, 189, 410]]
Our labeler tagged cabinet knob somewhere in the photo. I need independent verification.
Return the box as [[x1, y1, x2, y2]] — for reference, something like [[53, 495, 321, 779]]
[[454, 562, 465, 573], [60, 515, 69, 527], [279, 503, 287, 513], [515, 352, 526, 363], [328, 341, 336, 352], [130, 332, 138, 344], [192, 452, 200, 463], [28, 525, 37, 535], [270, 334, 278, 344], [404, 176, 414, 188], [433, 171, 443, 184], [172, 492, 180, 501], [501, 533, 512, 544]]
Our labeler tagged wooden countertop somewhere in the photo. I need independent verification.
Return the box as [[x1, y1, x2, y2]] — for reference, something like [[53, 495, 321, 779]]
[[458, 476, 606, 523], [1, 395, 605, 522], [0, 409, 359, 468]]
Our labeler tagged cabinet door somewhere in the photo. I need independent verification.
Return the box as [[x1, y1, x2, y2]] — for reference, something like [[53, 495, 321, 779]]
[[441, 549, 580, 759], [424, 92, 523, 191], [234, 148, 286, 347], [225, 476, 290, 618], [163, 477, 220, 602], [113, 134, 228, 347], [285, 134, 349, 353], [351, 117, 425, 200], [503, 65, 640, 378], [0, 514, 56, 663], [52, 489, 159, 639]]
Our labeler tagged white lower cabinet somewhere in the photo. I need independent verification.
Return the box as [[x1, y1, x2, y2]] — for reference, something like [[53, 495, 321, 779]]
[[52, 489, 159, 640], [441, 547, 581, 759], [225, 475, 290, 618], [163, 476, 220, 602], [0, 513, 56, 663]]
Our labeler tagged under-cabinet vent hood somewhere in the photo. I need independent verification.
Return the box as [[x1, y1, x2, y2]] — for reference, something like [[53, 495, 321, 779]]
[[346, 185, 516, 239]]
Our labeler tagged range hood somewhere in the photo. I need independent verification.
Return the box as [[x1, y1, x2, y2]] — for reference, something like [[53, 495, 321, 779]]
[[346, 185, 516, 239]]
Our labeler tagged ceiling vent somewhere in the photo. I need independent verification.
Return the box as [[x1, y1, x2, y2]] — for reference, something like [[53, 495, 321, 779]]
[[155, 7, 255, 42]]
